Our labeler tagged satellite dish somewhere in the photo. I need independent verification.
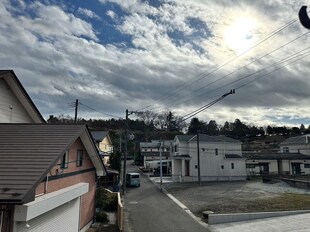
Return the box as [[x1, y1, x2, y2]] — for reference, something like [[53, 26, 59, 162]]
[[299, 5, 310, 30]]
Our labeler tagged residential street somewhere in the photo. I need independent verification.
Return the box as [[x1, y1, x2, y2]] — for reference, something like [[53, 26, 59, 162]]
[[123, 163, 209, 232]]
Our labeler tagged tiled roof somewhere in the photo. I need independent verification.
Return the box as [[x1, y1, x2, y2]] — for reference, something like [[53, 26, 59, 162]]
[[225, 154, 243, 159], [243, 153, 310, 160], [140, 140, 172, 148], [176, 134, 240, 143], [0, 124, 99, 204], [175, 135, 195, 142], [281, 134, 310, 145]]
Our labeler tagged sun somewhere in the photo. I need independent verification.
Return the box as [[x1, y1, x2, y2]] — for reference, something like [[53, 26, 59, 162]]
[[224, 18, 258, 54]]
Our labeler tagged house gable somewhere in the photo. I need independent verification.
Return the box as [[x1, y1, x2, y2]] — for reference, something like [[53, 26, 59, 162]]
[[0, 70, 45, 123], [0, 124, 105, 205]]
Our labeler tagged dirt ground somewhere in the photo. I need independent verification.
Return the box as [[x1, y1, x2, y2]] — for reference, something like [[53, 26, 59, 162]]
[[163, 179, 310, 217]]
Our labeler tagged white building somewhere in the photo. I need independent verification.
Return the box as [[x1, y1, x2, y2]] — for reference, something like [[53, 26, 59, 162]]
[[280, 134, 310, 155], [140, 140, 172, 168], [244, 153, 310, 176], [171, 134, 247, 182]]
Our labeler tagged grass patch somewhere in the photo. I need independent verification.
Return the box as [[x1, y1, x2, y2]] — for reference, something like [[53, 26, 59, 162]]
[[201, 193, 310, 214]]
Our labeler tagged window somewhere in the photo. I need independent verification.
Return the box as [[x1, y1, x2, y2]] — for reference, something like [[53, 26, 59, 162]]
[[76, 150, 83, 167], [283, 147, 289, 153], [195, 165, 198, 169], [61, 150, 69, 169], [221, 165, 224, 169], [231, 163, 234, 169], [175, 145, 178, 152], [201, 148, 206, 152], [246, 164, 256, 168], [305, 164, 310, 168], [215, 148, 218, 156]]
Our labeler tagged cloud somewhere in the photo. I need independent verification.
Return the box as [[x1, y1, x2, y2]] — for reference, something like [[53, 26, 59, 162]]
[[77, 7, 101, 20], [1, 0, 310, 127], [106, 10, 116, 19]]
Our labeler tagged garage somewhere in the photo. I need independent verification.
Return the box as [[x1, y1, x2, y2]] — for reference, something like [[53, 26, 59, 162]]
[[16, 197, 80, 232]]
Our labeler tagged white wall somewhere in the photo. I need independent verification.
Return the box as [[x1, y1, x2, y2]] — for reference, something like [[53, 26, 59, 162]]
[[0, 78, 33, 123], [189, 141, 245, 178], [280, 144, 310, 155]]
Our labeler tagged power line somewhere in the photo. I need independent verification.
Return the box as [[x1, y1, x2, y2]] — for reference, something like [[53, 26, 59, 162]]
[[179, 89, 235, 123], [161, 44, 310, 112], [157, 30, 310, 111], [138, 19, 298, 112], [79, 102, 122, 119]]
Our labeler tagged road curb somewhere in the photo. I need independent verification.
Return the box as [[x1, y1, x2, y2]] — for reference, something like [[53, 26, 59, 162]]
[[145, 174, 210, 230]]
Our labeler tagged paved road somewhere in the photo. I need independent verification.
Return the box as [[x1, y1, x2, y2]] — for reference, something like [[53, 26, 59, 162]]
[[123, 164, 208, 232]]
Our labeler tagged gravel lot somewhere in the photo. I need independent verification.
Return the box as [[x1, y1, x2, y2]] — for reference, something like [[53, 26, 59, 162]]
[[163, 179, 310, 216]]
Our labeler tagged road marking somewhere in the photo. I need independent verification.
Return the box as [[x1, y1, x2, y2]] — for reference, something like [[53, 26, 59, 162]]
[[129, 201, 138, 205]]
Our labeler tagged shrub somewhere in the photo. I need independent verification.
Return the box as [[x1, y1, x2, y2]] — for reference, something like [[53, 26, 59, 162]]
[[96, 189, 118, 211], [96, 211, 108, 223]]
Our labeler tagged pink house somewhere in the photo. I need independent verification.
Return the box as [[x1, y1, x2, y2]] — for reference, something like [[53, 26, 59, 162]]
[[0, 70, 106, 232]]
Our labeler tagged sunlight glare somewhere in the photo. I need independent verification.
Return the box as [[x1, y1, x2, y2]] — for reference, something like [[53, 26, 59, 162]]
[[224, 18, 258, 53]]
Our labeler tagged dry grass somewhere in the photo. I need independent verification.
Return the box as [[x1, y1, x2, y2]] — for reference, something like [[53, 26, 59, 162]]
[[202, 193, 310, 214]]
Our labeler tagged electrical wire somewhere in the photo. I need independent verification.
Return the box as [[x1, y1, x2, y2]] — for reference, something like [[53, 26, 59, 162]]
[[156, 30, 310, 111], [179, 91, 234, 123], [137, 19, 298, 112], [79, 102, 122, 119], [161, 44, 310, 113]]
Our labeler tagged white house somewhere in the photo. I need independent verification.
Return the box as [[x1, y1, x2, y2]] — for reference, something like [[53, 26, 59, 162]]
[[0, 70, 45, 123], [140, 140, 172, 167], [280, 134, 310, 155], [171, 134, 247, 182], [244, 153, 310, 176]]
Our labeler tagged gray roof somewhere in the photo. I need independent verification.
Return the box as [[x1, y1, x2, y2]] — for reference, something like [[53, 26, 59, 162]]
[[0, 124, 102, 204], [140, 140, 172, 148], [281, 134, 310, 145], [176, 134, 240, 143], [90, 131, 109, 142], [175, 135, 195, 142], [243, 153, 310, 160], [225, 154, 243, 159]]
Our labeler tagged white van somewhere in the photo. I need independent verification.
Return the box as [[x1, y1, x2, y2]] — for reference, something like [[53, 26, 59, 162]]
[[126, 173, 140, 187]]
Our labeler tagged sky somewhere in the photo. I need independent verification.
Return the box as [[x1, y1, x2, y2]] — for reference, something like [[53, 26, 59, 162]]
[[1, 0, 310, 127]]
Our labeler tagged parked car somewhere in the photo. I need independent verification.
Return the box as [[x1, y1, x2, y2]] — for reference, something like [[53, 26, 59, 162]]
[[126, 172, 140, 187]]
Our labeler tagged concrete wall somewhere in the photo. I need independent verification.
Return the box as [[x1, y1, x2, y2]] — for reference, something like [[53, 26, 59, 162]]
[[207, 210, 310, 225]]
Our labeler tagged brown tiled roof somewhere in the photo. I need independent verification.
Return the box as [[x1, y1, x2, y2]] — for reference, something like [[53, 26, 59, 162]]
[[0, 124, 94, 204]]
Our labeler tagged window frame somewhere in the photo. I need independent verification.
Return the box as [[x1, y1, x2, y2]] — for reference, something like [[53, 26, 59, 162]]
[[76, 149, 83, 167], [61, 150, 69, 169]]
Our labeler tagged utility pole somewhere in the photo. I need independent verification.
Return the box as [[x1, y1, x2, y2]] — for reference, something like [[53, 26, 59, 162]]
[[122, 109, 129, 195], [74, 99, 78, 123], [122, 109, 144, 195], [197, 132, 201, 186], [159, 139, 163, 191]]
